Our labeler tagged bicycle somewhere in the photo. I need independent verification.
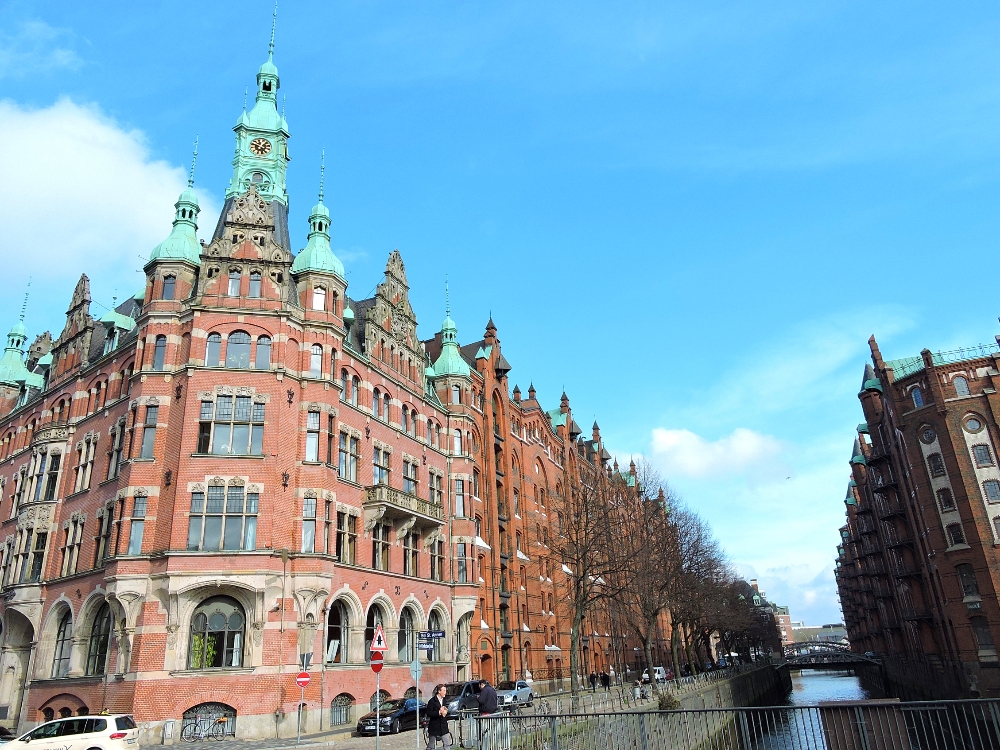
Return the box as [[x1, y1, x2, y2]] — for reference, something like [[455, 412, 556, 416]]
[[534, 698, 551, 716], [180, 716, 227, 742]]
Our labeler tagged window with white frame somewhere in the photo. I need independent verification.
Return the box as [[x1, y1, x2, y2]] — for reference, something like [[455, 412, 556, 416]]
[[198, 396, 265, 455], [429, 473, 443, 505], [227, 270, 241, 296], [226, 331, 251, 368], [140, 406, 158, 459], [255, 336, 271, 369], [403, 532, 419, 577], [126, 496, 146, 556], [403, 459, 418, 496], [455, 478, 465, 517], [372, 523, 391, 571], [187, 485, 258, 551], [430, 540, 444, 581], [310, 345, 322, 378], [457, 542, 468, 583], [313, 287, 326, 311], [373, 447, 390, 485], [336, 512, 357, 564], [306, 411, 321, 462], [60, 516, 84, 577], [249, 271, 262, 298], [373, 388, 382, 419], [339, 432, 359, 482], [302, 497, 317, 553], [453, 430, 463, 455]]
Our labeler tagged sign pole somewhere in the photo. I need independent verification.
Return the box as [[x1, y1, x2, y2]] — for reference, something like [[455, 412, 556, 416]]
[[375, 669, 381, 750], [297, 683, 304, 745]]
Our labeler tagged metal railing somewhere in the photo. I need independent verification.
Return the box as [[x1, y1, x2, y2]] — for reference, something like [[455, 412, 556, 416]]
[[472, 699, 1000, 750]]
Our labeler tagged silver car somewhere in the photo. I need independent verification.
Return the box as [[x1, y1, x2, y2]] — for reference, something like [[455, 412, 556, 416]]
[[496, 680, 534, 709]]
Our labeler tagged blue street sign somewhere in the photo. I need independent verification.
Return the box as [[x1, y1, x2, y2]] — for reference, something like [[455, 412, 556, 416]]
[[429, 630, 446, 639]]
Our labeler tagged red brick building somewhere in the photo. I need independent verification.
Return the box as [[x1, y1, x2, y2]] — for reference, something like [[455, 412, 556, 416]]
[[836, 335, 1000, 698], [0, 42, 627, 741]]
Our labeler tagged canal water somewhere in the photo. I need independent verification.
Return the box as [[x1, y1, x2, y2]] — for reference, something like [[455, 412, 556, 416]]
[[787, 668, 871, 704]]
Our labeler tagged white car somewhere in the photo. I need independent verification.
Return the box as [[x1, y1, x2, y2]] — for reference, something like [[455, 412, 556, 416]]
[[7, 715, 138, 750]]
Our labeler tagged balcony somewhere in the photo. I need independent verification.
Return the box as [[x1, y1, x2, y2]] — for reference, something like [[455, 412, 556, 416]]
[[901, 607, 932, 621], [363, 484, 444, 529]]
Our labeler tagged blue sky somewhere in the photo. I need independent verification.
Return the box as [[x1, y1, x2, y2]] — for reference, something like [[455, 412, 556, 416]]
[[1, 1, 998, 625]]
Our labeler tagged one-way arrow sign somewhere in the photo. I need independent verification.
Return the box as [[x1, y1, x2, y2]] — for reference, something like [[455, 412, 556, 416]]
[[371, 622, 388, 652]]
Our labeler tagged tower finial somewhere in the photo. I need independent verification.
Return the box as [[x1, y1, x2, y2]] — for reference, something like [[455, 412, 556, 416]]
[[445, 276, 450, 317], [243, 86, 248, 111], [282, 93, 286, 119], [269, 0, 277, 58], [318, 149, 325, 203], [19, 279, 31, 323], [188, 135, 199, 188]]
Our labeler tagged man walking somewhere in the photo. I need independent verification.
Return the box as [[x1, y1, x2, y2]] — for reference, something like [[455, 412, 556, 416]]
[[477, 679, 499, 750], [589, 671, 598, 692], [600, 670, 610, 690], [425, 684, 452, 750]]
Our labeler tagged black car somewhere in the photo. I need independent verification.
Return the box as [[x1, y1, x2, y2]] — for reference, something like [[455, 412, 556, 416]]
[[356, 698, 425, 735]]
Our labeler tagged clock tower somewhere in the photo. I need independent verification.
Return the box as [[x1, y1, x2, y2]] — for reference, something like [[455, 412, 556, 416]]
[[214, 14, 292, 249]]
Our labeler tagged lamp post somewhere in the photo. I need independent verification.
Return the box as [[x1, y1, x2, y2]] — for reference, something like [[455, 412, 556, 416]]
[[581, 636, 590, 688]]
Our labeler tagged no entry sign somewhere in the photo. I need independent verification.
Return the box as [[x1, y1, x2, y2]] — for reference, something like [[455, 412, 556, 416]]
[[296, 671, 310, 688], [371, 652, 384, 673]]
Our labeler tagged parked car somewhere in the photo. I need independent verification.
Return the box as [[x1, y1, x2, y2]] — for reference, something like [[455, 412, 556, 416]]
[[641, 667, 669, 684], [356, 698, 425, 735], [5, 716, 137, 750], [442, 681, 482, 718], [0, 727, 15, 744], [496, 680, 534, 708]]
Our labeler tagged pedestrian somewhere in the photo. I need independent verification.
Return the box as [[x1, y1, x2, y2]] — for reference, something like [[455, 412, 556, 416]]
[[477, 679, 499, 749], [589, 671, 597, 692], [424, 684, 452, 750], [600, 671, 609, 690]]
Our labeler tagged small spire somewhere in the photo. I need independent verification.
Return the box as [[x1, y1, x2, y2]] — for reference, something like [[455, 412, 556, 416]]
[[243, 86, 248, 111], [19, 279, 31, 322], [318, 149, 325, 203], [282, 93, 286, 119], [269, 0, 278, 58], [445, 277, 450, 317], [188, 135, 199, 188]]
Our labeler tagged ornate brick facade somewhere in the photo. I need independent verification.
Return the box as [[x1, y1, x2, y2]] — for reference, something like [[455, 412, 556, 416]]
[[0, 42, 626, 741]]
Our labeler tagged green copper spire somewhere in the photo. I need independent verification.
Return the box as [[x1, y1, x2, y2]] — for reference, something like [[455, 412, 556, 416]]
[[433, 281, 471, 377], [149, 136, 202, 266], [226, 1, 289, 205], [292, 150, 345, 278], [0, 286, 41, 389]]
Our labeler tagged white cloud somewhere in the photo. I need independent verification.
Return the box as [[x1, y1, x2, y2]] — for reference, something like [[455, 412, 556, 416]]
[[650, 426, 785, 480], [0, 20, 82, 79], [0, 99, 218, 335]]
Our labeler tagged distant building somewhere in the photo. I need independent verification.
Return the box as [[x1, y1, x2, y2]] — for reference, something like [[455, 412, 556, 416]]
[[836, 335, 1000, 698], [791, 623, 847, 644], [773, 605, 794, 647]]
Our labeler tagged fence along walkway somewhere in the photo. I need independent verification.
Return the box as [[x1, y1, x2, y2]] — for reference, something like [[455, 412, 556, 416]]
[[472, 699, 1000, 750]]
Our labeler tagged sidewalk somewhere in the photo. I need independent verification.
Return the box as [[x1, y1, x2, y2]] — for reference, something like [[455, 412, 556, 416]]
[[178, 727, 423, 750]]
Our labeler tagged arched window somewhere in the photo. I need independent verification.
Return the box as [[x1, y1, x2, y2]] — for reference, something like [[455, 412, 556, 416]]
[[248, 271, 262, 299], [364, 605, 386, 660], [163, 276, 176, 301], [255, 336, 271, 370], [310, 345, 323, 378], [382, 393, 390, 422], [454, 430, 463, 455], [369, 690, 390, 712], [912, 388, 924, 408], [373, 389, 381, 419], [226, 331, 251, 369], [188, 596, 245, 669], [330, 694, 354, 727], [206, 333, 221, 367], [428, 610, 444, 662], [313, 287, 327, 311], [152, 335, 167, 371], [352, 377, 360, 407], [326, 601, 350, 665], [51, 611, 73, 678], [492, 394, 501, 435], [401, 408, 409, 434], [397, 608, 415, 663], [954, 376, 971, 397], [409, 411, 417, 437], [340, 370, 348, 402], [452, 386, 461, 405], [86, 603, 112, 676]]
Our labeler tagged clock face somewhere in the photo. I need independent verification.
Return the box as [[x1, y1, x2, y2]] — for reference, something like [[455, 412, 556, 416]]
[[249, 138, 271, 156]]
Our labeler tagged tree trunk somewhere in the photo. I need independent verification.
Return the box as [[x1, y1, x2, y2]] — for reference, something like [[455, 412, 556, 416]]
[[683, 624, 699, 676], [643, 623, 656, 692], [670, 624, 681, 678]]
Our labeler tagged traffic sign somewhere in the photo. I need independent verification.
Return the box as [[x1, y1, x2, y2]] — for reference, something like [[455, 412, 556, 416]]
[[371, 623, 388, 652], [417, 640, 434, 651], [371, 651, 383, 673], [296, 671, 310, 688], [410, 658, 422, 680]]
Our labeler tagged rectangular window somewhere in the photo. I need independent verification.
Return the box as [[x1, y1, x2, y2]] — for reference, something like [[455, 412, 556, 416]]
[[974, 444, 994, 468], [430, 473, 443, 505], [188, 487, 257, 551], [455, 479, 465, 517], [928, 453, 946, 478], [32, 453, 47, 502], [108, 427, 125, 479], [457, 542, 468, 583], [306, 411, 320, 462], [249, 272, 261, 298], [326, 415, 335, 465], [40, 453, 61, 502], [947, 523, 966, 547], [338, 433, 359, 482], [336, 512, 357, 564], [228, 271, 241, 296], [61, 518, 84, 577], [95, 505, 114, 566], [140, 406, 158, 459], [203, 396, 265, 455], [372, 523, 391, 571], [984, 480, 1000, 503], [373, 448, 390, 486], [403, 532, 419, 577], [430, 540, 444, 582], [403, 460, 418, 496], [302, 498, 317, 553], [27, 532, 47, 582], [957, 563, 980, 597], [187, 492, 205, 550], [126, 497, 146, 556]]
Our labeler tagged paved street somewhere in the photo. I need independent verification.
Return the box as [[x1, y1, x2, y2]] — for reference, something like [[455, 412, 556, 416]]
[[180, 727, 450, 750]]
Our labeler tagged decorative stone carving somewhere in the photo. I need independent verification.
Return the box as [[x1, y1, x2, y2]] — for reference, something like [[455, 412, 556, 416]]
[[210, 476, 225, 487], [229, 477, 245, 487], [251, 620, 264, 645], [134, 488, 148, 497], [166, 623, 178, 648]]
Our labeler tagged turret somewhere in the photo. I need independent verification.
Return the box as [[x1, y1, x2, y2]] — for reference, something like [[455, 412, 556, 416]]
[[292, 153, 347, 316], [147, 138, 202, 303]]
